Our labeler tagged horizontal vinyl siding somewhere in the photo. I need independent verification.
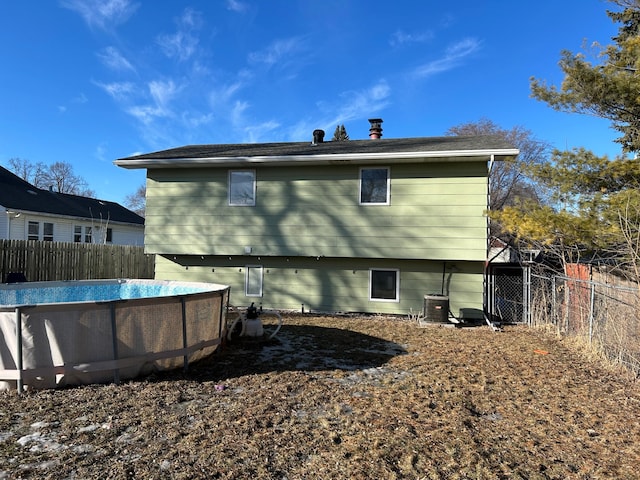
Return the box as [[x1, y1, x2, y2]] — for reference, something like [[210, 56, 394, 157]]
[[2, 212, 143, 245], [145, 161, 488, 261], [154, 255, 484, 317]]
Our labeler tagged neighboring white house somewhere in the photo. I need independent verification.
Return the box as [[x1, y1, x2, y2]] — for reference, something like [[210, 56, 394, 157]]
[[0, 165, 144, 245]]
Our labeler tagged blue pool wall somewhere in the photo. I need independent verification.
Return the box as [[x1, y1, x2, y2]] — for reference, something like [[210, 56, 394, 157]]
[[0, 279, 225, 308]]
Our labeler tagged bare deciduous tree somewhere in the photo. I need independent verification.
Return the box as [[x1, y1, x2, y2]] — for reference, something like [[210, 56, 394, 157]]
[[6, 158, 95, 197], [125, 184, 146, 217]]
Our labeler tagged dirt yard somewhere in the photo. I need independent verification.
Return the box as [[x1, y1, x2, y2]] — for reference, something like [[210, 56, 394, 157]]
[[1, 315, 639, 479]]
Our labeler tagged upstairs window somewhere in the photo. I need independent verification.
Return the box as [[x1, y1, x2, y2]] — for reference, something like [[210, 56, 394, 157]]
[[74, 225, 82, 242], [106, 228, 113, 243], [229, 170, 256, 206], [369, 268, 399, 302], [85, 226, 93, 244], [360, 167, 389, 205]]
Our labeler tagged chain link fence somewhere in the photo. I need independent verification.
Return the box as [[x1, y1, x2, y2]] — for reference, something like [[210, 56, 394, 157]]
[[530, 272, 640, 377]]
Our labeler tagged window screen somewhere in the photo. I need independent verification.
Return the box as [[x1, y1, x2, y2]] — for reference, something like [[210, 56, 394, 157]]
[[360, 167, 389, 204], [229, 170, 256, 206]]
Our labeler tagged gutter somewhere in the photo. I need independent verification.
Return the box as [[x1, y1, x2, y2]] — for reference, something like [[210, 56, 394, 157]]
[[3, 209, 142, 227], [115, 148, 520, 169]]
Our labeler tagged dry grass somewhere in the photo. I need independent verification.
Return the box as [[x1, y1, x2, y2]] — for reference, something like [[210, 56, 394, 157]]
[[1, 314, 640, 479]]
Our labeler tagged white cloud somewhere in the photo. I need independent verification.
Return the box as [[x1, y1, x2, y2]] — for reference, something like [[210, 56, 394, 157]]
[[60, 0, 139, 30], [414, 37, 481, 78], [231, 100, 250, 126], [226, 0, 248, 13], [332, 80, 391, 125], [288, 80, 391, 141], [248, 37, 306, 67], [242, 120, 281, 143], [390, 29, 434, 47], [124, 80, 181, 126], [94, 81, 136, 101], [157, 8, 202, 62], [95, 142, 108, 162], [97, 46, 135, 72], [127, 105, 167, 125], [73, 93, 89, 104], [148, 80, 180, 108]]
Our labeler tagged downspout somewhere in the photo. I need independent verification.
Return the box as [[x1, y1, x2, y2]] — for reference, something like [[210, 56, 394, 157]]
[[484, 155, 495, 326]]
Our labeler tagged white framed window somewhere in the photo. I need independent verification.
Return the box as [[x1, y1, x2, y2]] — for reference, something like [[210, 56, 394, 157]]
[[369, 268, 399, 302], [360, 167, 389, 205], [27, 221, 39, 241], [245, 265, 263, 297], [106, 228, 113, 243], [74, 225, 93, 243], [43, 222, 54, 242], [229, 170, 256, 206]]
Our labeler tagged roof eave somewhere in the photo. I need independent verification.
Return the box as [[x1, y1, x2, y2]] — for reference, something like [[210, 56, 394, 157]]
[[114, 148, 520, 169], [3, 208, 143, 226]]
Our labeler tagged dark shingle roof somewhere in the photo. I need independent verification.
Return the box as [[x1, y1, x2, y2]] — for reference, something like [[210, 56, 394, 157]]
[[0, 166, 144, 225], [117, 135, 516, 162]]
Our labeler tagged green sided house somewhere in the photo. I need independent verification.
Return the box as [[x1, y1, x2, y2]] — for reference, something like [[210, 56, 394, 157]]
[[115, 120, 518, 319]]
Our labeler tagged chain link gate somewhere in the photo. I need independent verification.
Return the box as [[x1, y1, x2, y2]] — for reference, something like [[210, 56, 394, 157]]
[[487, 264, 530, 324]]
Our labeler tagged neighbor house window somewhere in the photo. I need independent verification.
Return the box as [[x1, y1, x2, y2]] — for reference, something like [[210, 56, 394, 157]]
[[74, 225, 93, 243], [360, 167, 389, 204], [43, 222, 54, 242], [369, 268, 399, 302], [245, 265, 263, 297], [106, 228, 113, 243], [229, 170, 256, 206], [27, 221, 39, 241]]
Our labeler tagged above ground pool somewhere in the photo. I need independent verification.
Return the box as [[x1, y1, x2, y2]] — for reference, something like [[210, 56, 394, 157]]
[[0, 279, 230, 391]]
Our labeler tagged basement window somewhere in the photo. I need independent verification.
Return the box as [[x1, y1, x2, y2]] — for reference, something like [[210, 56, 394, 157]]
[[245, 265, 263, 297], [369, 268, 399, 302], [229, 170, 256, 206], [360, 167, 389, 205]]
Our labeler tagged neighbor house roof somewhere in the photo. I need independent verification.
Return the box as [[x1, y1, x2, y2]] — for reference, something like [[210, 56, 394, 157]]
[[0, 166, 144, 225], [115, 135, 519, 169]]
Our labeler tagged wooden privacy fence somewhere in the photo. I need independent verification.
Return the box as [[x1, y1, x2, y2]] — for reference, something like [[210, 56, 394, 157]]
[[0, 240, 155, 282]]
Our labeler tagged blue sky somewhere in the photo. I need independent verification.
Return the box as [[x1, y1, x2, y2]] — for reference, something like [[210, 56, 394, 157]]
[[0, 0, 623, 205]]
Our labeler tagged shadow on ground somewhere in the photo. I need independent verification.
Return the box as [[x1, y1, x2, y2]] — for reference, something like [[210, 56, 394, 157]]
[[167, 324, 408, 382]]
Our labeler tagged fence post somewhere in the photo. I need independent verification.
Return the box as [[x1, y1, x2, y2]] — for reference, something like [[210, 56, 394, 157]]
[[551, 276, 556, 327], [589, 282, 595, 344]]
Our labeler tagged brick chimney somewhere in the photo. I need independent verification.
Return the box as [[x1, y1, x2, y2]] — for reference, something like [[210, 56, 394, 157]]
[[368, 118, 383, 139]]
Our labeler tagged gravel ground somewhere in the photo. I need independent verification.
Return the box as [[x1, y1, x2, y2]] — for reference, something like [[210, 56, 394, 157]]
[[1, 314, 639, 479]]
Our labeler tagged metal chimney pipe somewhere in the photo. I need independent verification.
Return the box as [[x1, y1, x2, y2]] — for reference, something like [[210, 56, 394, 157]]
[[368, 118, 383, 139], [312, 129, 325, 144]]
